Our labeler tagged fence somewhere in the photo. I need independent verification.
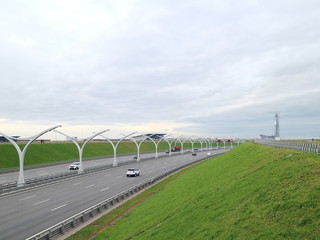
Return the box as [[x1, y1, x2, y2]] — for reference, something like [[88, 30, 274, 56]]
[[255, 140, 320, 154]]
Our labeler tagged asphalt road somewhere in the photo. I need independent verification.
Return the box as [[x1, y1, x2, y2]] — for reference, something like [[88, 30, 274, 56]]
[[0, 151, 182, 184], [0, 148, 229, 240]]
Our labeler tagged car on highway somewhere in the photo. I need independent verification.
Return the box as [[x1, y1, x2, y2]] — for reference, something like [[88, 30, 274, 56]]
[[126, 168, 140, 177], [69, 162, 80, 170], [192, 152, 197, 156]]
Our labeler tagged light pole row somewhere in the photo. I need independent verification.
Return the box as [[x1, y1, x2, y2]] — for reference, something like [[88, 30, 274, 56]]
[[0, 126, 245, 187]]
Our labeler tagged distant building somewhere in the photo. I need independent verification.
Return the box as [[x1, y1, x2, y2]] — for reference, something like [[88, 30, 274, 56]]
[[132, 133, 166, 140], [0, 136, 19, 142], [260, 113, 280, 140]]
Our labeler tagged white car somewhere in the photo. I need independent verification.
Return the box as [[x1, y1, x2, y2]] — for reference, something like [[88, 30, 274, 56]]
[[69, 162, 80, 170], [126, 168, 140, 177]]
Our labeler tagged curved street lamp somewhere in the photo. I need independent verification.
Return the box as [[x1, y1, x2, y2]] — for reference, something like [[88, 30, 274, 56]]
[[0, 125, 62, 186], [98, 132, 137, 166], [54, 129, 109, 173]]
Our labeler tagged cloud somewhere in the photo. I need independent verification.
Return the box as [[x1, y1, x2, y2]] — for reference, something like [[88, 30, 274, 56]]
[[1, 0, 320, 139]]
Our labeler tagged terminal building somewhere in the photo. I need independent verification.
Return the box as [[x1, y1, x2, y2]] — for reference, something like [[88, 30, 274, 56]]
[[0, 136, 19, 142], [132, 133, 166, 140]]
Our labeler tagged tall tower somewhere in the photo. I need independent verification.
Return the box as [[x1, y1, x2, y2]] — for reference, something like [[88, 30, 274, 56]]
[[274, 112, 280, 139]]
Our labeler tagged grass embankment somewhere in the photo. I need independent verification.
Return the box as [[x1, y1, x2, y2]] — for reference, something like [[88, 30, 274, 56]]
[[67, 142, 320, 240], [0, 142, 229, 169]]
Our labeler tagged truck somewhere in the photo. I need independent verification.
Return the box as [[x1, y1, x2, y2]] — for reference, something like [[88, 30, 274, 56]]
[[171, 146, 181, 152]]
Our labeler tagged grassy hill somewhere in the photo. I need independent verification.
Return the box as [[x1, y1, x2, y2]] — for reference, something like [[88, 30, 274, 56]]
[[67, 142, 320, 240], [0, 141, 230, 169]]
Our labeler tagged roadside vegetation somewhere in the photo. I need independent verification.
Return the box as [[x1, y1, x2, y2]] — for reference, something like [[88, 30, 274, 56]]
[[0, 141, 232, 170], [66, 142, 320, 240]]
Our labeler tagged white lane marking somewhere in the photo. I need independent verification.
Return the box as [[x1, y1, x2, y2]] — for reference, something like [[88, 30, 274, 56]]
[[148, 171, 153, 173], [105, 174, 111, 177], [51, 204, 67, 212], [100, 187, 110, 192], [19, 195, 37, 201], [162, 166, 166, 169], [0, 176, 6, 180], [33, 199, 50, 206], [37, 170, 46, 173], [85, 184, 95, 188], [72, 182, 82, 186]]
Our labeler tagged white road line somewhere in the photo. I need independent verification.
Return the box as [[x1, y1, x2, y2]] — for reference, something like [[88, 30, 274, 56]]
[[51, 204, 67, 212], [0, 176, 6, 180], [105, 174, 111, 177], [72, 182, 82, 186], [19, 195, 37, 201], [85, 184, 95, 188], [33, 199, 50, 206], [148, 171, 153, 173], [100, 187, 110, 192]]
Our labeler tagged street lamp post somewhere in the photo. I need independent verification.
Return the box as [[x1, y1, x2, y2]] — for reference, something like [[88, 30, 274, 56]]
[[98, 132, 137, 166], [54, 129, 109, 173], [0, 125, 62, 186]]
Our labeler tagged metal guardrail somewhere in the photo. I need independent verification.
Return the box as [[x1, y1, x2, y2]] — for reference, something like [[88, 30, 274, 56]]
[[0, 148, 220, 194], [0, 158, 146, 194], [255, 140, 320, 154], [25, 156, 211, 240]]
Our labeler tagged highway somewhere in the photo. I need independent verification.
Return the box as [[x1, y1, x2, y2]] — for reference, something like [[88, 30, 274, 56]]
[[0, 151, 174, 184], [0, 148, 229, 240]]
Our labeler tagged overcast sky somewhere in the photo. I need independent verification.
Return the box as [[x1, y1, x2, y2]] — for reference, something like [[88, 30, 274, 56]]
[[0, 0, 319, 140]]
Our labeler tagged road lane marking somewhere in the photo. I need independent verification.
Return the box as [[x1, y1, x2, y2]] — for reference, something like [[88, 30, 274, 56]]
[[72, 182, 82, 186], [85, 184, 95, 188], [105, 174, 111, 177], [19, 195, 37, 201], [0, 177, 6, 179], [148, 171, 153, 173], [51, 204, 67, 211], [100, 187, 110, 192], [34, 199, 50, 206]]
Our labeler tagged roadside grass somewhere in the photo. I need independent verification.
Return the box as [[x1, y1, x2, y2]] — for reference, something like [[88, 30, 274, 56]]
[[0, 142, 230, 169], [66, 142, 320, 240]]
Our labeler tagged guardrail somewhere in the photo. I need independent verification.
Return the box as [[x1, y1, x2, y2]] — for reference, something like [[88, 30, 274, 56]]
[[0, 148, 220, 194], [255, 140, 320, 154], [0, 158, 148, 194], [25, 155, 213, 240]]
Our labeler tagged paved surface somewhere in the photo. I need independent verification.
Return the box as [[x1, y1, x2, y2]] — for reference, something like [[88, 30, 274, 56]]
[[0, 151, 179, 184], [0, 148, 229, 240]]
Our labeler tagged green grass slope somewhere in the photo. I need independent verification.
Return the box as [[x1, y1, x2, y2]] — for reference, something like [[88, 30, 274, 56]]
[[67, 142, 320, 240]]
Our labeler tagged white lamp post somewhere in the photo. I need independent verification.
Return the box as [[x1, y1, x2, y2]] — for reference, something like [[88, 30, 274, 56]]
[[0, 125, 62, 186], [54, 129, 109, 173], [98, 132, 137, 166]]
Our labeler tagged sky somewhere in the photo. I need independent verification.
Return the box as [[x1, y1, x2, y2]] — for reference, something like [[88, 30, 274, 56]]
[[0, 0, 320, 140]]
